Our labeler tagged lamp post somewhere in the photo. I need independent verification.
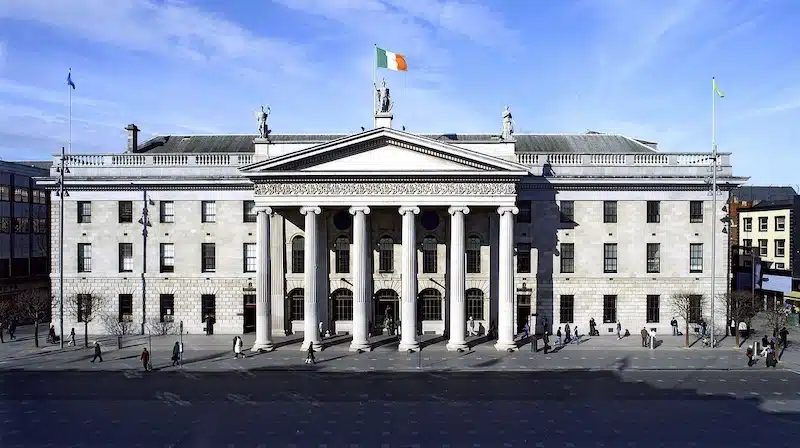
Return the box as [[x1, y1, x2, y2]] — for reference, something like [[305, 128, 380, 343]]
[[137, 188, 153, 335], [55, 146, 69, 349]]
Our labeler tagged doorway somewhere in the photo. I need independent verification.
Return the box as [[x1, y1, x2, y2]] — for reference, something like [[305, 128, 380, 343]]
[[516, 294, 531, 334], [374, 289, 400, 333], [243, 294, 256, 334]]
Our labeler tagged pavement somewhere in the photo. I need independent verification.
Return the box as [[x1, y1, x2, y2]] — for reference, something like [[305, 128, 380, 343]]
[[1, 369, 799, 447]]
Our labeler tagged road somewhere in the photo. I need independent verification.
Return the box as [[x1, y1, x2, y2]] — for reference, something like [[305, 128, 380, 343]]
[[1, 369, 799, 447]]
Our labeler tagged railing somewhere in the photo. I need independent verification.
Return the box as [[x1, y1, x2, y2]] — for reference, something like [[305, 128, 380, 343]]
[[515, 152, 728, 167], [59, 153, 254, 167]]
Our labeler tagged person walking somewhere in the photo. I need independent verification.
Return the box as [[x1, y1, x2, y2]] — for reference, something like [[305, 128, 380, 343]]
[[640, 327, 649, 347], [305, 344, 316, 364], [542, 331, 550, 354], [172, 342, 181, 366], [779, 327, 789, 350], [671, 318, 678, 336], [8, 320, 16, 340], [68, 328, 76, 347], [91, 341, 103, 363], [616, 321, 622, 340], [555, 327, 562, 346], [234, 336, 244, 359], [140, 348, 151, 372], [0, 321, 5, 343], [564, 324, 571, 344]]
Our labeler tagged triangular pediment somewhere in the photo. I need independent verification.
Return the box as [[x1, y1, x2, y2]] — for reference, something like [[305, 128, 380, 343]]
[[241, 127, 530, 175]]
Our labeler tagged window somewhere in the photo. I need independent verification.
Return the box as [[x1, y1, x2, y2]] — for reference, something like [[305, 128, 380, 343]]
[[77, 201, 91, 223], [244, 243, 256, 272], [200, 294, 216, 321], [560, 201, 574, 222], [603, 295, 617, 323], [559, 295, 574, 323], [332, 289, 353, 321], [517, 201, 531, 223], [334, 236, 350, 274], [13, 217, 29, 233], [466, 289, 484, 320], [160, 243, 175, 273], [118, 201, 133, 223], [689, 295, 702, 323], [646, 295, 660, 323], [288, 289, 304, 321], [291, 236, 304, 273], [77, 294, 92, 322], [201, 243, 216, 273], [516, 243, 531, 273], [646, 243, 660, 273], [422, 236, 437, 274], [689, 243, 703, 273], [775, 263, 785, 269], [32, 190, 47, 204], [160, 201, 175, 223], [0, 217, 9, 233], [78, 243, 92, 272], [118, 243, 133, 272], [646, 201, 660, 223], [118, 294, 133, 323], [560, 243, 574, 273], [158, 294, 174, 322], [689, 201, 703, 223], [758, 239, 768, 257], [743, 217, 752, 232], [419, 289, 442, 321], [603, 201, 617, 223], [13, 187, 29, 203], [201, 201, 216, 223], [603, 243, 617, 273], [32, 218, 47, 234], [0, 185, 9, 201], [743, 239, 753, 255], [758, 217, 768, 232], [378, 236, 394, 273], [243, 201, 257, 223], [775, 216, 786, 231], [775, 239, 785, 257], [466, 236, 481, 274]]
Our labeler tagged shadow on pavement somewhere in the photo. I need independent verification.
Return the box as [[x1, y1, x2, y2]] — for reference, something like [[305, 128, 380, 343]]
[[419, 334, 447, 349]]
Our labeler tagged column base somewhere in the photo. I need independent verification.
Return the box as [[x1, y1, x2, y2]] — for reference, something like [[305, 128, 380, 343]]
[[349, 341, 372, 352], [494, 341, 518, 352], [398, 341, 420, 352], [300, 340, 322, 351], [446, 341, 469, 352], [251, 342, 275, 353]]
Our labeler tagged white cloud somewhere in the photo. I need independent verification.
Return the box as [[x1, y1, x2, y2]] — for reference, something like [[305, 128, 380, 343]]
[[0, 0, 316, 78], [0, 78, 118, 108]]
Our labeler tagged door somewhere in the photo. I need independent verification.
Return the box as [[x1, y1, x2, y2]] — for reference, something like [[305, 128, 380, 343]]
[[516, 294, 531, 334], [243, 294, 256, 334], [374, 289, 400, 334]]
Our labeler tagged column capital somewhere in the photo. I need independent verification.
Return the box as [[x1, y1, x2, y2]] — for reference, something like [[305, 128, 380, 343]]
[[447, 206, 470, 216], [300, 206, 322, 216], [348, 206, 371, 216], [398, 206, 420, 216], [253, 206, 273, 215], [497, 206, 519, 216]]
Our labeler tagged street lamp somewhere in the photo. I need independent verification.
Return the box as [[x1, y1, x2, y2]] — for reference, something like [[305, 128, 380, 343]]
[[55, 146, 70, 349], [136, 187, 154, 335]]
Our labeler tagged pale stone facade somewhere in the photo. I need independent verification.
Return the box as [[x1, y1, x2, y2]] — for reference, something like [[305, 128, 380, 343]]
[[36, 116, 748, 351]]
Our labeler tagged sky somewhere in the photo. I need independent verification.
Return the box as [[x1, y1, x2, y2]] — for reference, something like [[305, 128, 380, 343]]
[[0, 0, 798, 187]]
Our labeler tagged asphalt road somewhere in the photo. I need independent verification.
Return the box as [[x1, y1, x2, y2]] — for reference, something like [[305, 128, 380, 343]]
[[2, 370, 799, 447]]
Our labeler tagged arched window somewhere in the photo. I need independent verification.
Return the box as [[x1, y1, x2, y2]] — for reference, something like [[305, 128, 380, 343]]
[[291, 236, 304, 273], [466, 236, 481, 273], [375, 289, 400, 323], [332, 289, 353, 321], [288, 288, 304, 321], [335, 236, 350, 273], [466, 288, 484, 320], [418, 288, 442, 321], [378, 236, 394, 273], [422, 236, 437, 274]]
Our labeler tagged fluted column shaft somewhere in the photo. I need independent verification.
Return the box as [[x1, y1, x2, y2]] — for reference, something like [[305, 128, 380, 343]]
[[252, 207, 274, 351], [446, 206, 470, 351], [398, 206, 420, 351], [349, 206, 371, 351], [495, 206, 519, 351], [300, 206, 322, 351]]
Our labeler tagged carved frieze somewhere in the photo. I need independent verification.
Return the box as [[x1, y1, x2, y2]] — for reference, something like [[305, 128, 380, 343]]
[[253, 182, 516, 196]]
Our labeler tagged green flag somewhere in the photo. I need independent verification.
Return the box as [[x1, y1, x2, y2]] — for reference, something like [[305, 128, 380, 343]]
[[713, 78, 724, 98]]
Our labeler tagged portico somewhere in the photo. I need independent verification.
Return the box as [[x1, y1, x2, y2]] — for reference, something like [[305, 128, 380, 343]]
[[241, 127, 529, 352]]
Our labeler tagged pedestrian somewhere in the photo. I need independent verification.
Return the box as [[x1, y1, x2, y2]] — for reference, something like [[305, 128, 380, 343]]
[[305, 344, 316, 364], [68, 328, 75, 347], [555, 327, 562, 346], [762, 334, 769, 352], [589, 318, 597, 336], [779, 327, 789, 350], [522, 322, 530, 340], [543, 331, 550, 354], [8, 320, 16, 340], [0, 321, 5, 343], [234, 336, 244, 359], [48, 325, 57, 344], [572, 326, 580, 344], [564, 324, 571, 344], [640, 327, 648, 347], [671, 317, 678, 336], [616, 321, 622, 340], [91, 341, 103, 363], [172, 342, 180, 366], [140, 347, 151, 372], [700, 319, 707, 338]]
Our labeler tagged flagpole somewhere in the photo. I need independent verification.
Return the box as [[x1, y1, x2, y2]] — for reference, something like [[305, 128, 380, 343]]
[[373, 44, 377, 123], [68, 69, 72, 155], [710, 77, 718, 349]]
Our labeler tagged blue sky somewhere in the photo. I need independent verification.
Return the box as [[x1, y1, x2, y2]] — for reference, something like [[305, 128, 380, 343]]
[[0, 0, 798, 187]]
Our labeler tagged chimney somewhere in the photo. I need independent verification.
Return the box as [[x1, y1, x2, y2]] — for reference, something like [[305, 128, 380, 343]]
[[125, 124, 140, 153]]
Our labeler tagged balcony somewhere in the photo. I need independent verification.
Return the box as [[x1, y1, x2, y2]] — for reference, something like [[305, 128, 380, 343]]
[[50, 153, 255, 178], [515, 152, 733, 178]]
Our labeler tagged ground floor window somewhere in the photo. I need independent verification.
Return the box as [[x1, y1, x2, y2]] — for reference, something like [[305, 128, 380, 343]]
[[646, 295, 660, 323], [603, 295, 617, 323], [419, 289, 442, 321], [159, 294, 174, 322], [201, 294, 216, 321], [688, 295, 702, 323], [332, 289, 353, 320], [288, 288, 304, 321], [559, 295, 574, 323]]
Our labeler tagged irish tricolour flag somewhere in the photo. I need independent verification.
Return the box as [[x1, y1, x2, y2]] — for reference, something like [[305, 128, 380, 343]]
[[376, 46, 407, 71]]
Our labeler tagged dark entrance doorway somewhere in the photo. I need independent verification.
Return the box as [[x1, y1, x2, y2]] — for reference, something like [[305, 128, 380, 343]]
[[516, 294, 531, 334], [243, 294, 256, 334], [374, 289, 400, 333]]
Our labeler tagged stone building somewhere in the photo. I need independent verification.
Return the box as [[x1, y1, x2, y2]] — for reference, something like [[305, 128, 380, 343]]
[[34, 107, 747, 351]]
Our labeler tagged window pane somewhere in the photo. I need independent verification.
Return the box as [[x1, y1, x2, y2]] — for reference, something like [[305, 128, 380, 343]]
[[560, 243, 574, 273], [690, 244, 703, 273]]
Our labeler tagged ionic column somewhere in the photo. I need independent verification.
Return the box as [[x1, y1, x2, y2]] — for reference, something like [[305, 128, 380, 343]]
[[349, 206, 371, 351], [495, 206, 519, 351], [252, 206, 274, 352], [398, 206, 420, 352], [300, 206, 322, 351], [446, 206, 470, 351]]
